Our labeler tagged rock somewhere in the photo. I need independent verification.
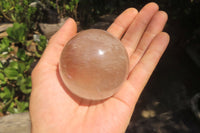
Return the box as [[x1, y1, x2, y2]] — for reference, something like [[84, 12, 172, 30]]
[[90, 22, 111, 30], [191, 93, 200, 120], [39, 18, 68, 39], [0, 23, 13, 33], [0, 112, 31, 133], [39, 14, 116, 39], [90, 14, 116, 30], [0, 32, 8, 39], [33, 34, 40, 42], [99, 14, 116, 23], [0, 23, 13, 39]]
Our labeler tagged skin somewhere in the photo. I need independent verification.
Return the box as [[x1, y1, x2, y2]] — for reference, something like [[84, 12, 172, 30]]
[[30, 2, 170, 133]]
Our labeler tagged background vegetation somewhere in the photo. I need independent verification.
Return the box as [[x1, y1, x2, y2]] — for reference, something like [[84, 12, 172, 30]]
[[0, 0, 199, 117]]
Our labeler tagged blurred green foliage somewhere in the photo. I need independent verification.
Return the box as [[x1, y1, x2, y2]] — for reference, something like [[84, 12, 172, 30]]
[[0, 23, 47, 114], [7, 23, 28, 44], [0, 0, 38, 30], [39, 0, 79, 20]]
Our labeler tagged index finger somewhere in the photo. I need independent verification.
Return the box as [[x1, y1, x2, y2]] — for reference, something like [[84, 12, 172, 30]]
[[107, 8, 138, 39]]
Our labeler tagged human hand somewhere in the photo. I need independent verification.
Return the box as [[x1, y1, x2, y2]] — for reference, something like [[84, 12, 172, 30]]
[[30, 2, 169, 133]]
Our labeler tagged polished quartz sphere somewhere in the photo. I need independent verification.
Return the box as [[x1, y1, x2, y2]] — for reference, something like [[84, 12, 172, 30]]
[[59, 29, 129, 100]]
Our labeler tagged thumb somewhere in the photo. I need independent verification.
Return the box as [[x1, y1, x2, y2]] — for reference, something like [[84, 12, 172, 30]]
[[39, 18, 77, 67]]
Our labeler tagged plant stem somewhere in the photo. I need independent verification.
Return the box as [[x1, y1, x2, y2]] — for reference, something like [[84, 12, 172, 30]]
[[0, 10, 14, 22], [56, 0, 61, 19]]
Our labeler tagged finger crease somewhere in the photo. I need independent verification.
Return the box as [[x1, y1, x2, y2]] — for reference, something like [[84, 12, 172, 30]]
[[145, 31, 157, 38]]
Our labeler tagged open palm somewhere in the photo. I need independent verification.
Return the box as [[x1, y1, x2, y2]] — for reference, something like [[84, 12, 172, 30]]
[[30, 3, 169, 133]]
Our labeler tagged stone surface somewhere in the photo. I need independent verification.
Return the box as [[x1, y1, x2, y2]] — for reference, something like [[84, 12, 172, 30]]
[[90, 14, 117, 30], [0, 31, 8, 39], [59, 29, 129, 100], [39, 18, 68, 39], [0, 23, 13, 33], [0, 112, 31, 133], [0, 23, 13, 39]]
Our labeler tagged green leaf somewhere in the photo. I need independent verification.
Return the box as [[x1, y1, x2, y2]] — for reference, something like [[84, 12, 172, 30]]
[[26, 40, 31, 47], [1, 37, 10, 44], [36, 35, 47, 52], [17, 75, 32, 94], [11, 13, 16, 22], [35, 51, 41, 58], [17, 48, 27, 61], [26, 76, 32, 87], [4, 67, 18, 80], [9, 61, 18, 70], [75, 0, 79, 4], [15, 100, 29, 113], [0, 86, 14, 100], [0, 72, 6, 85], [65, 4, 70, 10], [20, 83, 32, 94], [27, 57, 34, 65], [16, 74, 23, 85], [6, 23, 27, 44], [7, 101, 16, 113], [0, 37, 11, 53], [0, 62, 3, 68], [0, 72, 5, 80], [25, 57, 34, 71], [18, 62, 26, 73]]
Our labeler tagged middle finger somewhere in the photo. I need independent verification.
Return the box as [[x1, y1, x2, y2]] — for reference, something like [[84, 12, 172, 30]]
[[121, 2, 159, 56]]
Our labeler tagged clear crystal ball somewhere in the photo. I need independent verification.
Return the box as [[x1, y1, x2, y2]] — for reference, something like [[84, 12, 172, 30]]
[[59, 29, 129, 100]]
